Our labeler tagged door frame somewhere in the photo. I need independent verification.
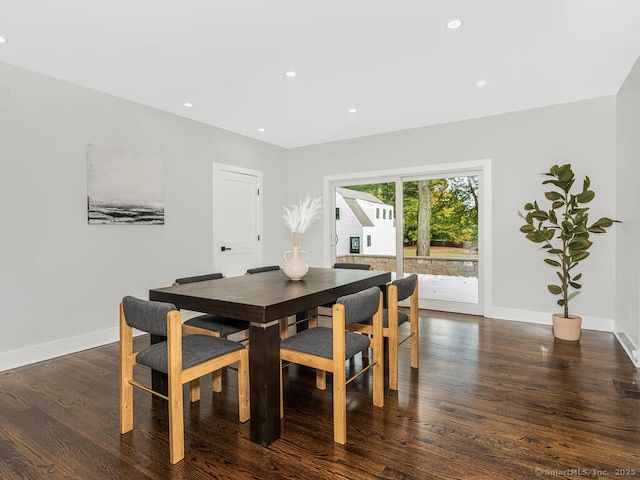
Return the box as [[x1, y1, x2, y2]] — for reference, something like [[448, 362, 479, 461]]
[[212, 163, 264, 274], [323, 159, 492, 317]]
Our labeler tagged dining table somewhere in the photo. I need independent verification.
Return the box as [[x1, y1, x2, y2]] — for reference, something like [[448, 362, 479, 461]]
[[149, 266, 391, 446]]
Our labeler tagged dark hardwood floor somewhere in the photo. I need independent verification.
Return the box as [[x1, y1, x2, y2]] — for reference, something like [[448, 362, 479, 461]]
[[1, 311, 638, 479]]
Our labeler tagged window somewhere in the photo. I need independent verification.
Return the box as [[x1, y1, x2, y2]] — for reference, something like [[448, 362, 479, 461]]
[[350, 236, 360, 254], [376, 208, 379, 219], [335, 207, 340, 220], [389, 209, 393, 219], [383, 209, 386, 219], [367, 235, 371, 247]]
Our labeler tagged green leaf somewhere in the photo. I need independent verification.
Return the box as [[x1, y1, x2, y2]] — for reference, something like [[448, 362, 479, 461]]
[[576, 190, 595, 203], [567, 291, 581, 301], [520, 225, 535, 233], [548, 248, 563, 255], [544, 259, 561, 267], [530, 211, 549, 221], [590, 217, 615, 229], [548, 285, 563, 295], [551, 200, 564, 210], [569, 281, 582, 289], [545, 191, 564, 201], [557, 299, 565, 307], [549, 210, 558, 224], [571, 251, 590, 262], [573, 273, 582, 281], [569, 238, 593, 250], [524, 203, 535, 211]]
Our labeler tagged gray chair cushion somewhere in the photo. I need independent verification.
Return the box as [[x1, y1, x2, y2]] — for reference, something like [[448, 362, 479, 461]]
[[391, 274, 418, 301], [246, 265, 280, 274], [175, 273, 223, 284], [136, 334, 245, 373], [356, 309, 409, 328], [122, 296, 175, 337], [335, 286, 381, 326], [280, 327, 370, 360], [333, 263, 371, 270], [184, 314, 249, 337]]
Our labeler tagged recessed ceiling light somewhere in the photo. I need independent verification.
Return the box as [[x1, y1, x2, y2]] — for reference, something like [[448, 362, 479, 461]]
[[0, 36, 7, 44], [258, 128, 265, 132], [476, 80, 487, 87], [347, 108, 357, 114], [447, 19, 463, 30], [285, 71, 297, 78], [183, 102, 193, 108]]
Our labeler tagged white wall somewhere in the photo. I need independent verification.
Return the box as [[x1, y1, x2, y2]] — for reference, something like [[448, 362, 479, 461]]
[[615, 54, 640, 366], [288, 97, 618, 332], [0, 62, 289, 370]]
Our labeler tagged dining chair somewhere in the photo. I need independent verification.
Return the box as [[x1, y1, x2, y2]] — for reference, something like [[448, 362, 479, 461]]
[[174, 273, 250, 392], [245, 265, 281, 274], [119, 296, 249, 464], [347, 274, 419, 390], [280, 286, 384, 444], [332, 262, 372, 270]]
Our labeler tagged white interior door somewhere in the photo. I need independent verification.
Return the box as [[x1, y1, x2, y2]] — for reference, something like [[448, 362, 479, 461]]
[[213, 163, 263, 277]]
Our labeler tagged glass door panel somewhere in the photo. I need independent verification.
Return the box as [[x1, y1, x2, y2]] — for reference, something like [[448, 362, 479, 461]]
[[334, 183, 397, 271]]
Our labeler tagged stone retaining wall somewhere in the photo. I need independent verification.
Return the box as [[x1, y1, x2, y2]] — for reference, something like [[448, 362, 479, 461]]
[[337, 254, 478, 278]]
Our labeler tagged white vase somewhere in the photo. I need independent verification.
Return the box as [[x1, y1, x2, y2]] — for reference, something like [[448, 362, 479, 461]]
[[283, 233, 309, 280]]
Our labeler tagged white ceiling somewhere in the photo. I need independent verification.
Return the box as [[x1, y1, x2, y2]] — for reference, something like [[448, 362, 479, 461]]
[[2, 0, 640, 148]]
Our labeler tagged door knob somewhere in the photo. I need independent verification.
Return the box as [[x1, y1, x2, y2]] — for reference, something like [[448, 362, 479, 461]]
[[221, 246, 232, 251]]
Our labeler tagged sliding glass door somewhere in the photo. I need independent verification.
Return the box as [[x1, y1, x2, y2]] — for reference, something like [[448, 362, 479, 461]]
[[330, 166, 484, 316]]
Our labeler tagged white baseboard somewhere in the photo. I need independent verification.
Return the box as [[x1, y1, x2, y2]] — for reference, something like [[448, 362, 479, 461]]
[[491, 307, 613, 332], [0, 327, 123, 373]]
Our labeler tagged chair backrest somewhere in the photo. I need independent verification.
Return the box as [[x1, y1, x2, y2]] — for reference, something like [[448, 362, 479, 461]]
[[174, 273, 224, 285], [335, 286, 381, 326], [390, 274, 418, 301], [333, 263, 372, 270], [246, 265, 280, 274], [122, 296, 176, 337]]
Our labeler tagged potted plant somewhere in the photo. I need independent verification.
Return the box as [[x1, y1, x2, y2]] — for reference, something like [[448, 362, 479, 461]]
[[519, 164, 618, 341]]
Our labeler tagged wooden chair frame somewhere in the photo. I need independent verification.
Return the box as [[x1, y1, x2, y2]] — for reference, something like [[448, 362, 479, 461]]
[[173, 274, 249, 393], [280, 291, 384, 444], [119, 303, 250, 464], [348, 280, 419, 390]]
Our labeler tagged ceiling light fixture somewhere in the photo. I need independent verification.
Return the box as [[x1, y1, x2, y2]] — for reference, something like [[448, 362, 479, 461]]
[[258, 128, 265, 132], [447, 19, 463, 30], [0, 36, 8, 44], [183, 102, 193, 107], [348, 108, 357, 114], [476, 80, 487, 87], [285, 71, 297, 78]]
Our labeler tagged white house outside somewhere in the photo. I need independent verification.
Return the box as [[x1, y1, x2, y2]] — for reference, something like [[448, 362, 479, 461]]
[[335, 187, 395, 256]]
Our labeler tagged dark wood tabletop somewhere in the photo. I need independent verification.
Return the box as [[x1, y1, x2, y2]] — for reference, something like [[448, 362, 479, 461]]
[[148, 267, 391, 447], [149, 267, 391, 324]]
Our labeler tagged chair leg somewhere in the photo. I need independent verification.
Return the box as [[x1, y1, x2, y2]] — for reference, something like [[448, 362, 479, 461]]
[[119, 307, 134, 434], [333, 363, 347, 444], [389, 327, 399, 391], [316, 370, 326, 390], [410, 323, 419, 369], [237, 351, 250, 422], [280, 359, 285, 419], [119, 371, 134, 434], [168, 373, 185, 464], [189, 378, 201, 403], [280, 317, 289, 339], [212, 370, 222, 393]]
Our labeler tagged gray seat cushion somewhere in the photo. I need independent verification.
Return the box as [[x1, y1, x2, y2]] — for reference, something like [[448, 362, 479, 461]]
[[136, 334, 245, 373], [184, 314, 249, 337], [356, 309, 409, 329], [280, 327, 370, 360]]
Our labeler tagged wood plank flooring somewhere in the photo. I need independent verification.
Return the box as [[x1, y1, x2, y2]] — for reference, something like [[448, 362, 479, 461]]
[[0, 311, 638, 479]]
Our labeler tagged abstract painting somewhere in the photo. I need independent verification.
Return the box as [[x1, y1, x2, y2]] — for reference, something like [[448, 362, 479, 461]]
[[87, 144, 164, 225]]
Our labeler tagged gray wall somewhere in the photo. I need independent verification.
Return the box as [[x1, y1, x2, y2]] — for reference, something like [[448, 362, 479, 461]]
[[287, 97, 618, 330], [0, 62, 289, 370], [615, 54, 640, 366]]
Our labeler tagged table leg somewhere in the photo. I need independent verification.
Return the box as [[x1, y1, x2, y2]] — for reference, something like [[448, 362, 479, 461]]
[[249, 321, 281, 446]]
